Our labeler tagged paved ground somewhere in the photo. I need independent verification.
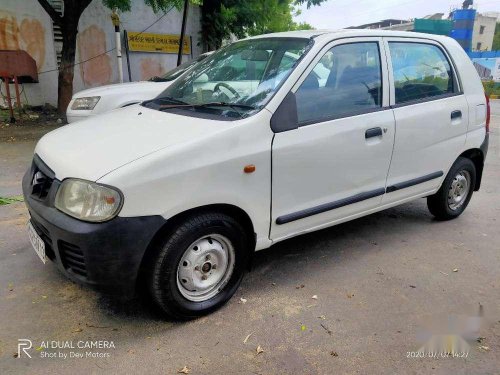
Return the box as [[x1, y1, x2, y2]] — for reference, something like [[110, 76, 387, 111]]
[[1, 103, 499, 374]]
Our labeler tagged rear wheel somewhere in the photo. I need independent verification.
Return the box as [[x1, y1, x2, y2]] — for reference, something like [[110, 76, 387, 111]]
[[427, 157, 476, 220], [148, 212, 250, 319]]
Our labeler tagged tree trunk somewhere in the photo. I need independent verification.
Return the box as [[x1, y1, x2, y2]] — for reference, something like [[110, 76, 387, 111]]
[[57, 27, 78, 114], [37, 0, 92, 113], [201, 0, 223, 52]]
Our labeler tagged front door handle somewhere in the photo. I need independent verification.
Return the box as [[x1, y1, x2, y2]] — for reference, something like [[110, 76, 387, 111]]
[[451, 110, 462, 120], [365, 127, 383, 139]]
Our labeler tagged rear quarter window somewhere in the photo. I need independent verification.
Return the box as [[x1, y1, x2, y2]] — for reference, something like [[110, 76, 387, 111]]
[[389, 42, 457, 104]]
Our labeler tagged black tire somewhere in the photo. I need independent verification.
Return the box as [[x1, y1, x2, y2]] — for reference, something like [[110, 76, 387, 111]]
[[148, 212, 250, 320], [427, 157, 476, 220]]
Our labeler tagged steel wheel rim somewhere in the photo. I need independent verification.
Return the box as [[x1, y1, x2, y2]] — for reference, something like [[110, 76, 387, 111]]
[[447, 170, 471, 211], [176, 234, 235, 302]]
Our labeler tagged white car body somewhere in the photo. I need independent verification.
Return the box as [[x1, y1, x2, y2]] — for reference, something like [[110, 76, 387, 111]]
[[25, 30, 488, 315], [42, 29, 487, 246]]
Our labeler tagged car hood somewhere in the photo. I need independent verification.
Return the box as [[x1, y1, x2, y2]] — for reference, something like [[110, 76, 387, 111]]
[[73, 81, 168, 98], [35, 106, 233, 181]]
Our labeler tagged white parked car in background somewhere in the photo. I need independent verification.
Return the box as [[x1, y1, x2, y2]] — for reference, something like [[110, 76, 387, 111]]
[[25, 30, 489, 319], [66, 52, 212, 123]]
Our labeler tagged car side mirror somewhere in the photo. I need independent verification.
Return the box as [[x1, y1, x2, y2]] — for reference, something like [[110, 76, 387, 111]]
[[270, 91, 298, 133]]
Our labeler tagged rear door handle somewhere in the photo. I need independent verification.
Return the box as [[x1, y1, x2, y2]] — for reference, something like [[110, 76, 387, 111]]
[[451, 110, 462, 120], [365, 127, 383, 139]]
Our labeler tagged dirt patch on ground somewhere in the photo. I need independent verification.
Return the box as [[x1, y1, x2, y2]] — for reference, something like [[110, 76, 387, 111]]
[[0, 108, 64, 142]]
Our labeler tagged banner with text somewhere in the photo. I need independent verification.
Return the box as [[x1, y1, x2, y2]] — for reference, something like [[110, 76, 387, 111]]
[[127, 32, 190, 54]]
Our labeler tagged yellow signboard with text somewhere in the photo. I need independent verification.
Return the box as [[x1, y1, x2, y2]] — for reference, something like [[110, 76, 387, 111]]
[[127, 32, 191, 54]]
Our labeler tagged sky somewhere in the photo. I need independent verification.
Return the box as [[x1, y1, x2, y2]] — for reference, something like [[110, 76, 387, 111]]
[[294, 0, 500, 29]]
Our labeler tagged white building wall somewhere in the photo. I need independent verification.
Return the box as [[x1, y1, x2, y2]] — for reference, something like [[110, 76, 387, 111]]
[[472, 14, 496, 51], [0, 0, 201, 107], [0, 0, 59, 107], [73, 0, 202, 93]]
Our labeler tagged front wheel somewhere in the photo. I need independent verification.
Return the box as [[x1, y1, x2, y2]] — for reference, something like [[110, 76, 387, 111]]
[[427, 157, 476, 220], [148, 212, 250, 319]]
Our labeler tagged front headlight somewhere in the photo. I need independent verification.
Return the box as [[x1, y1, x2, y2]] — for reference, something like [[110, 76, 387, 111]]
[[71, 96, 100, 110], [55, 179, 122, 222]]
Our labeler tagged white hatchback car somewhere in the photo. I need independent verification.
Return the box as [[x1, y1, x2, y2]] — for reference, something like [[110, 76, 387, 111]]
[[24, 30, 489, 319], [66, 52, 211, 123]]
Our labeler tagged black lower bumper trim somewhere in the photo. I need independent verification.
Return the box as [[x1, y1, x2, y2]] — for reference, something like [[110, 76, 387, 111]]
[[23, 169, 166, 296]]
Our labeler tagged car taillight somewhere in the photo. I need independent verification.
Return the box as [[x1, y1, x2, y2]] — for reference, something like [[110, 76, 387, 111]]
[[485, 94, 490, 134]]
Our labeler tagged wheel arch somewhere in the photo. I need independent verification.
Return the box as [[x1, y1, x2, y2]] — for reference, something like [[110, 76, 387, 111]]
[[137, 203, 256, 289], [458, 148, 484, 191]]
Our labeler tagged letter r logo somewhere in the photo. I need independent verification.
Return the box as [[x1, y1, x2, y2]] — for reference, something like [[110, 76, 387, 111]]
[[18, 339, 32, 358]]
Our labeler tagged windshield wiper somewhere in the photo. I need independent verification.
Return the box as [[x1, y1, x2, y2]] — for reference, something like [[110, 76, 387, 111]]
[[158, 101, 256, 118], [156, 96, 190, 105], [159, 101, 255, 111], [198, 102, 256, 110]]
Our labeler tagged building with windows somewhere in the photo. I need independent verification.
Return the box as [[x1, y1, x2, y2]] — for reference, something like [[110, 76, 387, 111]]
[[472, 13, 497, 51], [350, 11, 498, 52], [0, 0, 202, 107]]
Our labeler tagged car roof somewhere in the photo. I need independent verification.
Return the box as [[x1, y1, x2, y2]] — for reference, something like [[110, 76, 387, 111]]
[[246, 29, 452, 43]]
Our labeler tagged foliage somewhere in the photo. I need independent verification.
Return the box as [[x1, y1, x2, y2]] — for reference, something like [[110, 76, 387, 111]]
[[0, 196, 24, 206], [225, 0, 313, 38], [483, 80, 500, 96], [201, 0, 323, 51], [102, 0, 200, 13], [493, 22, 500, 51], [294, 0, 326, 7]]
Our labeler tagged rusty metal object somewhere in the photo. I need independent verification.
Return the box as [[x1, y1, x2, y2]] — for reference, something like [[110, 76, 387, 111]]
[[1, 74, 15, 122], [0, 50, 39, 122], [0, 50, 38, 83]]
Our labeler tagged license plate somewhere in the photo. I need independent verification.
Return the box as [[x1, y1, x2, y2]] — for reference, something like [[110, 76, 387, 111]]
[[27, 221, 46, 264]]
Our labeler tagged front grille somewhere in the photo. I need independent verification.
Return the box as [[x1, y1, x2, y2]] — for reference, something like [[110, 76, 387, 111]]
[[30, 218, 55, 260], [31, 168, 53, 200], [59, 240, 87, 277]]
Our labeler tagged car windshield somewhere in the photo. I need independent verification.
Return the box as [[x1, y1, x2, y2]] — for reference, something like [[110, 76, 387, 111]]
[[148, 54, 208, 82], [143, 37, 311, 119]]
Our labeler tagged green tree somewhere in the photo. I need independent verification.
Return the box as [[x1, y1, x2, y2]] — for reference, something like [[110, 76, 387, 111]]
[[37, 0, 196, 113], [201, 0, 324, 51], [493, 22, 500, 51]]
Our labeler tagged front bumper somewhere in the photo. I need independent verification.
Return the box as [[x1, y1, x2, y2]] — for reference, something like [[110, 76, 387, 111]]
[[22, 160, 166, 297]]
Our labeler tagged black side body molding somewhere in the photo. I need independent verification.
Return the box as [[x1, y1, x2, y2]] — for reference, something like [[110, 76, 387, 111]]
[[276, 188, 385, 225], [275, 171, 445, 225], [386, 171, 443, 193]]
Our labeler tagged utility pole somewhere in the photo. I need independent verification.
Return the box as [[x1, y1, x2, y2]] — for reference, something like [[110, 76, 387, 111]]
[[111, 9, 124, 83], [177, 0, 189, 66]]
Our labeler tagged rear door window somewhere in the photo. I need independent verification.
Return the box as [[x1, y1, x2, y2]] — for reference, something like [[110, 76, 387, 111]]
[[388, 42, 456, 104]]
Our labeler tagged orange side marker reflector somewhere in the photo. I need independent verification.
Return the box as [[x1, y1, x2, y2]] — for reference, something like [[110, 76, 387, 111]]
[[105, 196, 115, 204], [244, 164, 256, 174]]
